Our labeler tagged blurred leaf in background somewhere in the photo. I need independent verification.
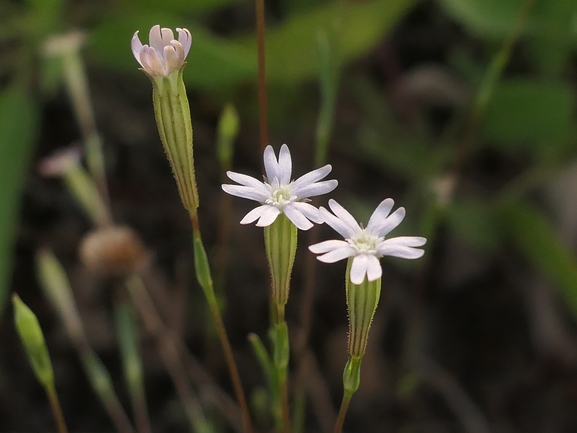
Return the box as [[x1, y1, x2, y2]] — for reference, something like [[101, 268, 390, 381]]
[[0, 92, 40, 315]]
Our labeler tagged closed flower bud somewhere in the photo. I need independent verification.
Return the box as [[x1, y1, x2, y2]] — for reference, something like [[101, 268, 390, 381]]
[[132, 25, 199, 211], [13, 294, 55, 388]]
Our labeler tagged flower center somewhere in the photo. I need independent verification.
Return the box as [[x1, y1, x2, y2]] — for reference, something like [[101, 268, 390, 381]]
[[348, 230, 381, 254], [266, 186, 294, 207]]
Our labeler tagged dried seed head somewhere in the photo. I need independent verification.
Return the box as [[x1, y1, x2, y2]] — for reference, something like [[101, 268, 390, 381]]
[[80, 226, 150, 277]]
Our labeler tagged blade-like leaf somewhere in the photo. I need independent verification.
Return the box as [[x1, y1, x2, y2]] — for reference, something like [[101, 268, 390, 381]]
[[0, 91, 39, 316], [501, 201, 577, 318]]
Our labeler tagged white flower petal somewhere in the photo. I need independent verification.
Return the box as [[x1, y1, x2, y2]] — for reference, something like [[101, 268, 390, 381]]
[[176, 28, 192, 57], [239, 205, 269, 224], [371, 207, 406, 237], [278, 144, 292, 185], [365, 254, 382, 281], [320, 207, 359, 239], [316, 246, 356, 263], [263, 145, 280, 183], [350, 255, 369, 284], [131, 31, 144, 67], [328, 200, 362, 236], [164, 45, 181, 73], [309, 239, 351, 254], [148, 25, 164, 53], [222, 184, 268, 202], [292, 164, 332, 190], [376, 236, 426, 259], [256, 206, 281, 227], [293, 179, 338, 199], [291, 201, 322, 224], [366, 198, 394, 234], [283, 204, 314, 230], [226, 171, 269, 194]]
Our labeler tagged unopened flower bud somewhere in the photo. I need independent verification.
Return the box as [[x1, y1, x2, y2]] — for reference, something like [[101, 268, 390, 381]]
[[132, 25, 198, 211], [13, 294, 55, 388]]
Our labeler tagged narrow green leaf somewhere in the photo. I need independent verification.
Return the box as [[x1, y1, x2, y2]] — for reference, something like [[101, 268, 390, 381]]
[[481, 79, 574, 145], [0, 91, 39, 316], [501, 201, 577, 317], [439, 0, 577, 43]]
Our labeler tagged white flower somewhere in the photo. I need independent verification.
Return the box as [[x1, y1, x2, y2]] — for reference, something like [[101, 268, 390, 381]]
[[131, 25, 192, 76], [309, 199, 426, 284], [222, 144, 338, 231]]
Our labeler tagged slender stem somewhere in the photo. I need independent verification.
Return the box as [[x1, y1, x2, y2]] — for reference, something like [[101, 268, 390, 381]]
[[333, 394, 351, 433], [256, 0, 269, 154], [46, 386, 69, 433], [126, 275, 211, 433], [451, 0, 536, 180], [279, 377, 291, 433], [189, 212, 254, 433]]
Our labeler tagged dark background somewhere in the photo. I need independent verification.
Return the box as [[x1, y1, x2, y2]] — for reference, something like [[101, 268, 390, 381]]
[[1, 0, 577, 432]]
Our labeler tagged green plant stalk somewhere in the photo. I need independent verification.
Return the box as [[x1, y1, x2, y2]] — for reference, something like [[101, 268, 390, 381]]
[[80, 349, 137, 433], [46, 385, 69, 433], [190, 210, 254, 433], [125, 274, 215, 433], [63, 165, 111, 227], [332, 394, 351, 433], [13, 294, 69, 433], [452, 0, 536, 178], [248, 333, 281, 424], [214, 103, 240, 296], [264, 214, 297, 433], [114, 299, 151, 433], [270, 321, 291, 433], [61, 48, 109, 206], [36, 249, 135, 433]]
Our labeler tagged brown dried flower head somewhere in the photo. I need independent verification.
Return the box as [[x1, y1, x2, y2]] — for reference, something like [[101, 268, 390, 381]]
[[80, 226, 150, 277]]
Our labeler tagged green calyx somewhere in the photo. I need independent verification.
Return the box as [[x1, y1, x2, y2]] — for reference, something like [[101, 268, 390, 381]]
[[342, 356, 362, 396], [345, 258, 382, 358], [151, 67, 199, 211], [264, 213, 298, 321]]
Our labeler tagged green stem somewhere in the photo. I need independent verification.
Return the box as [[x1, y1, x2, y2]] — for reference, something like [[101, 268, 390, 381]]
[[190, 211, 254, 433], [125, 274, 211, 433], [333, 394, 351, 433], [279, 376, 291, 433], [46, 386, 69, 433]]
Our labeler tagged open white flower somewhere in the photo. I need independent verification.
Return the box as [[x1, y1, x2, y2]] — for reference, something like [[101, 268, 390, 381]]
[[222, 144, 338, 230], [131, 25, 192, 76], [309, 199, 426, 284]]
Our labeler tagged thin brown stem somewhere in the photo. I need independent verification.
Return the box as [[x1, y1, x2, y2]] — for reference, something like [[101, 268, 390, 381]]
[[190, 212, 254, 433], [207, 298, 254, 433], [126, 275, 209, 432], [129, 272, 243, 431], [333, 394, 351, 433], [256, 0, 269, 155], [47, 387, 69, 433]]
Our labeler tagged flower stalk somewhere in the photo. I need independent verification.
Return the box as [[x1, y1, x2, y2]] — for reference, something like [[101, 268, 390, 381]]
[[190, 210, 254, 433]]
